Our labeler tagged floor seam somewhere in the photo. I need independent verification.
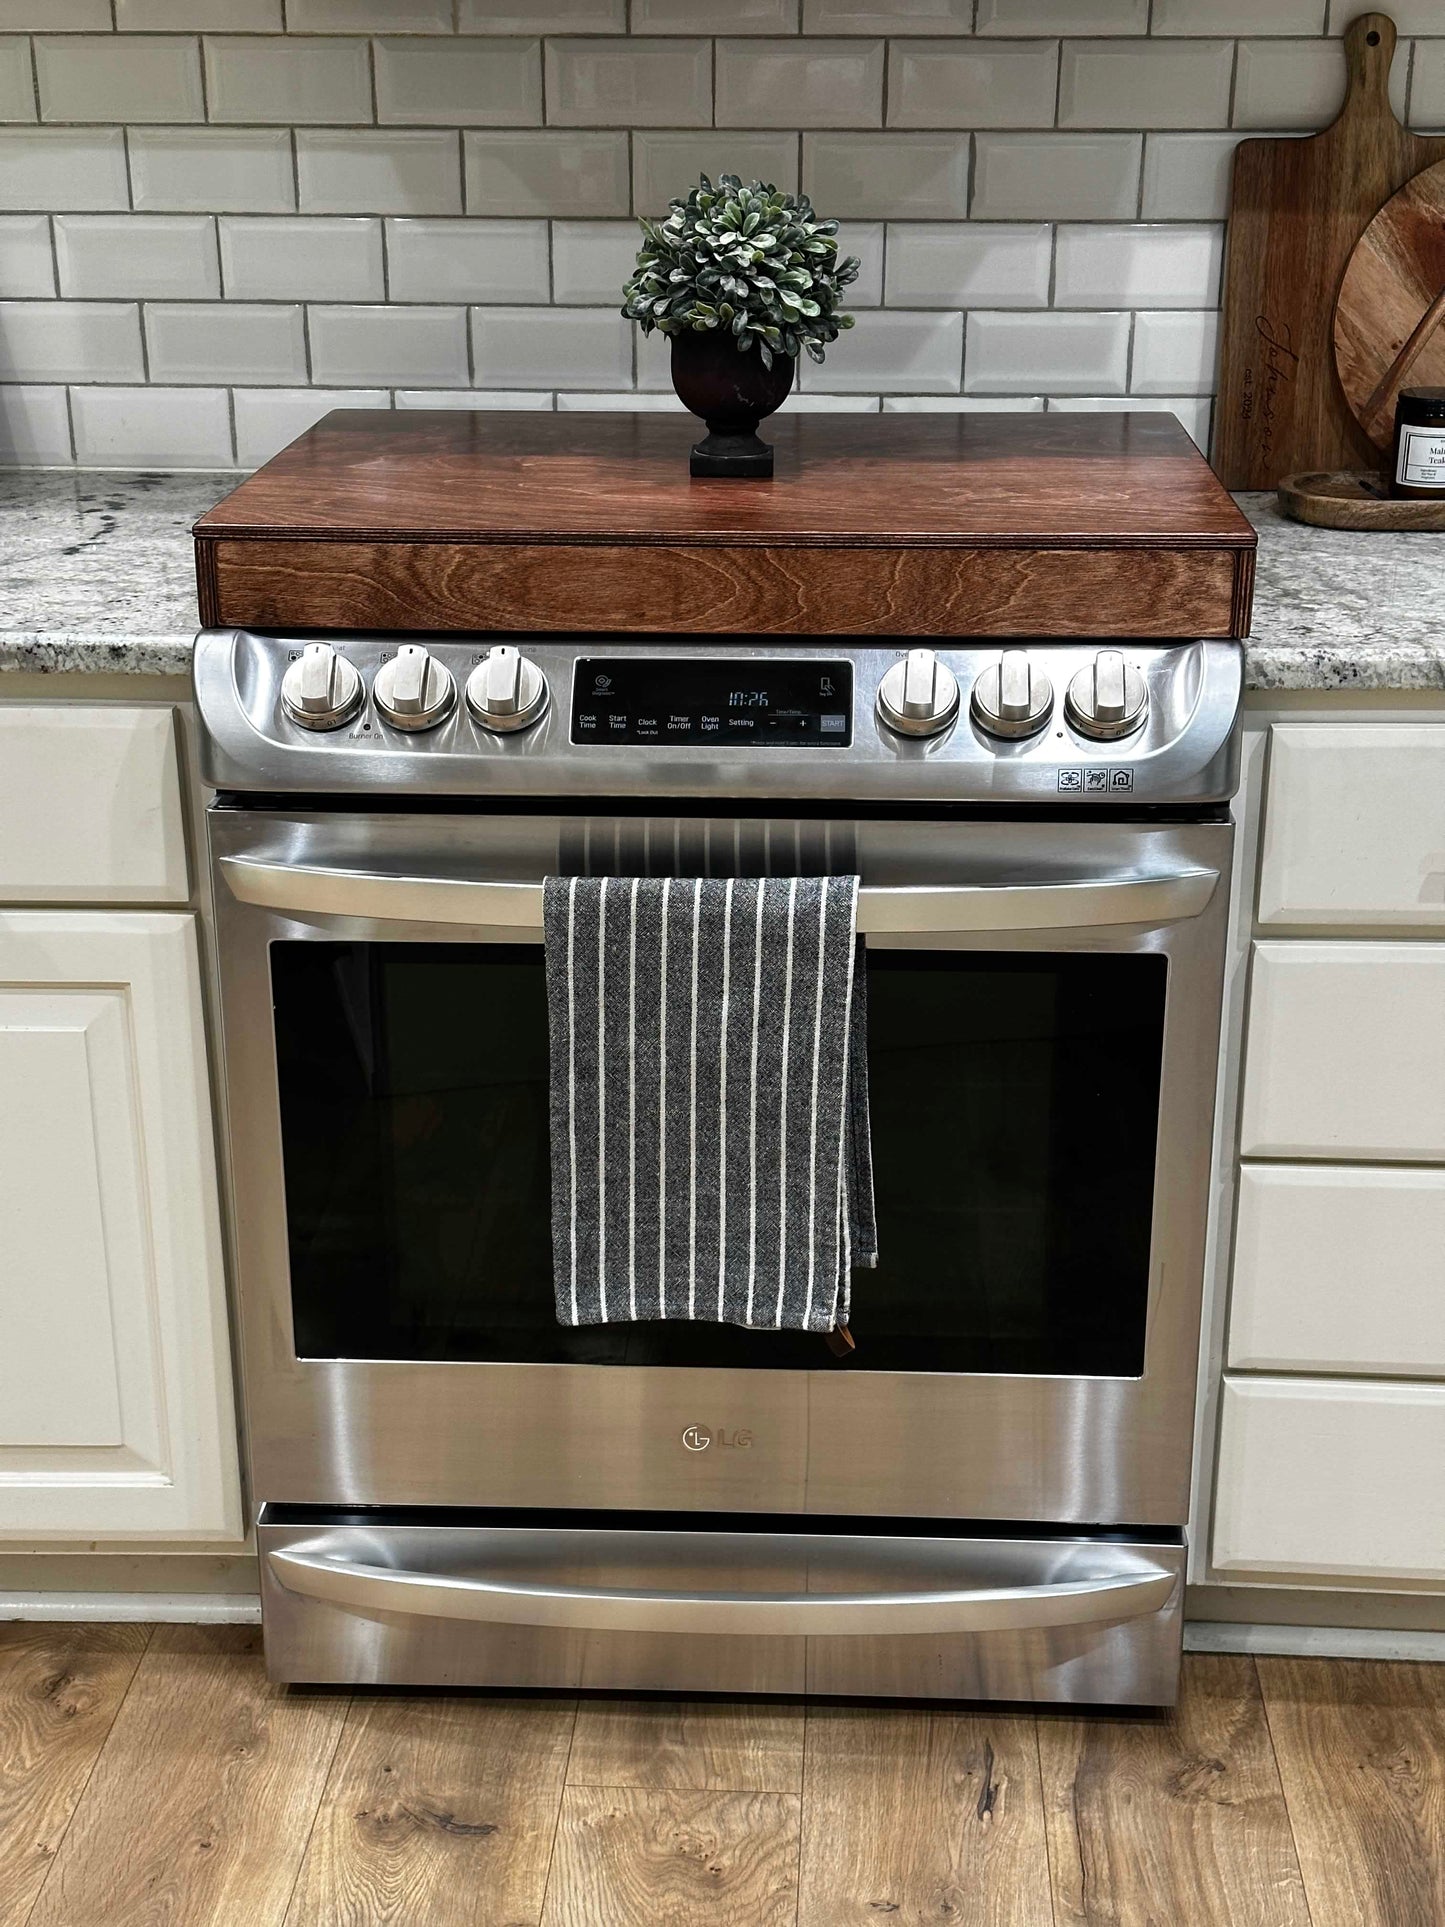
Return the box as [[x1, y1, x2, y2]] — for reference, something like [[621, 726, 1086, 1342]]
[[536, 1697, 583, 1925], [272, 1685, 354, 1927], [1254, 1655, 1318, 1927]]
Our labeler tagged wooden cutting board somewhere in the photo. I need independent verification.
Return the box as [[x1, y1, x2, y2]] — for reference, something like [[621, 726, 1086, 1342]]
[[1214, 12, 1445, 489], [1334, 158, 1445, 449]]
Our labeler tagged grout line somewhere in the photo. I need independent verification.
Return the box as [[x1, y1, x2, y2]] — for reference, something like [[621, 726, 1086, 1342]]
[[1226, 37, 1240, 129], [225, 384, 237, 463]]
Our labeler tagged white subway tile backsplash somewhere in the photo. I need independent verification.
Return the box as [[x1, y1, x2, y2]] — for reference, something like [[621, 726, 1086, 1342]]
[[882, 394, 1046, 410], [130, 129, 295, 213], [1054, 223, 1222, 308], [801, 309, 963, 392], [1141, 132, 1246, 219], [633, 132, 799, 211], [397, 388, 553, 407], [220, 216, 384, 301], [0, 36, 33, 122], [0, 217, 55, 296], [782, 393, 880, 411], [556, 390, 683, 409], [551, 221, 640, 304], [1414, 43, 1445, 126], [0, 129, 128, 211], [1059, 40, 1233, 129], [0, 385, 70, 462], [56, 215, 219, 299], [0, 300, 142, 381], [471, 304, 632, 387], [375, 38, 543, 128], [547, 39, 712, 129], [1235, 39, 1407, 129], [1327, 0, 1442, 24], [804, 133, 971, 219], [715, 40, 884, 129], [467, 131, 631, 215], [71, 384, 232, 466], [145, 301, 307, 384], [1154, 0, 1322, 29], [289, 0, 450, 26], [966, 310, 1129, 393], [888, 41, 1060, 131], [978, 0, 1144, 27], [459, 0, 625, 27], [838, 221, 883, 306], [205, 38, 372, 127], [117, 0, 283, 24], [388, 218, 549, 303], [802, 0, 970, 31], [36, 37, 204, 126], [972, 133, 1140, 218], [634, 0, 796, 28], [232, 385, 388, 468], [298, 132, 463, 216], [310, 303, 469, 385], [0, 1, 108, 26], [1047, 390, 1211, 449], [1130, 309, 1219, 395], [886, 223, 1051, 308]]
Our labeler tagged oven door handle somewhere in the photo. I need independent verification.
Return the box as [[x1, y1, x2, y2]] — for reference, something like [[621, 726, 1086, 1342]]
[[220, 857, 1218, 934], [267, 1546, 1177, 1636]]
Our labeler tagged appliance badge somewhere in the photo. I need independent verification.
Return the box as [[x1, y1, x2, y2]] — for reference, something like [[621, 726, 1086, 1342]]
[[682, 1424, 752, 1452]]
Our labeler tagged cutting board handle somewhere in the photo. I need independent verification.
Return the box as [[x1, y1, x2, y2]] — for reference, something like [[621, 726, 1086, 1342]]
[[1337, 12, 1399, 123]]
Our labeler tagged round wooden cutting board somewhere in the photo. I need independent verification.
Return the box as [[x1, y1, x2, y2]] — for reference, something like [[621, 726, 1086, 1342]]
[[1334, 156, 1445, 451]]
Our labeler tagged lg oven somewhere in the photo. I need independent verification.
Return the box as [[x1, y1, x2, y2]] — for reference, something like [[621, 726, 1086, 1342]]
[[197, 630, 1240, 1706]]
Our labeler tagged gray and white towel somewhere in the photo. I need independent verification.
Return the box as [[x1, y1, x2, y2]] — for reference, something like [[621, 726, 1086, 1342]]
[[542, 875, 876, 1332]]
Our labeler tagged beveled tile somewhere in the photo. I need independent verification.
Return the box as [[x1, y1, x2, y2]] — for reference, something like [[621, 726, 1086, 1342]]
[[117, 0, 283, 24], [801, 0, 969, 30], [838, 220, 882, 306], [803, 132, 970, 219], [309, 302, 469, 385], [219, 216, 383, 301], [0, 385, 71, 462], [1059, 38, 1233, 129], [297, 130, 463, 215], [0, 36, 34, 121], [1414, 42, 1445, 127], [885, 222, 1051, 308], [1141, 131, 1246, 219], [467, 130, 630, 215], [635, 0, 796, 27], [232, 386, 388, 468], [204, 37, 372, 126], [55, 214, 219, 299], [471, 304, 632, 387], [71, 385, 232, 466], [800, 308, 963, 392], [387, 217, 550, 302], [0, 299, 143, 381], [882, 393, 1045, 410], [966, 309, 1129, 394], [1054, 222, 1222, 307], [397, 387, 553, 407], [546, 37, 711, 128], [36, 35, 204, 124], [129, 128, 294, 213], [633, 132, 799, 211], [715, 39, 884, 130], [888, 40, 1060, 130], [551, 220, 641, 304], [1156, 0, 1322, 26], [1130, 309, 1219, 395], [288, 0, 450, 24], [458, 0, 624, 25], [0, 215, 54, 296], [145, 301, 307, 383], [375, 37, 543, 127], [1048, 389, 1210, 449], [0, 128, 127, 211], [977, 0, 1145, 26], [971, 131, 1140, 218], [0, 0, 109, 26], [1234, 38, 1407, 128]]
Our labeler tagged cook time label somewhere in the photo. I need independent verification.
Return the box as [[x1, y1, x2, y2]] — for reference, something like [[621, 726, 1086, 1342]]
[[1396, 425, 1445, 488]]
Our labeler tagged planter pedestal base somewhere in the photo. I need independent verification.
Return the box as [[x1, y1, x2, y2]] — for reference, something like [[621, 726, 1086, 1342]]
[[690, 426, 774, 478]]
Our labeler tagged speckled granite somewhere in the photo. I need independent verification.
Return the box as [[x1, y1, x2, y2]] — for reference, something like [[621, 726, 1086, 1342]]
[[1, 470, 1442, 689]]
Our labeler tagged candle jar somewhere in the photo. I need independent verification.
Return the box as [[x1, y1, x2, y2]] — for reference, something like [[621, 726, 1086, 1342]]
[[1390, 387, 1445, 499]]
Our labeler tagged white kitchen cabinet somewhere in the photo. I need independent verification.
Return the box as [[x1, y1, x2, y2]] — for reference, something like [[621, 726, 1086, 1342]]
[[1257, 724, 1445, 928], [1239, 941, 1445, 1160], [0, 706, 188, 904], [1213, 1376, 1445, 1582], [0, 912, 241, 1539], [1228, 1164, 1445, 1376]]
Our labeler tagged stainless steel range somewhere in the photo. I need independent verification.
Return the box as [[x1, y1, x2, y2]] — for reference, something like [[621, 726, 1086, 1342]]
[[197, 629, 1240, 1706]]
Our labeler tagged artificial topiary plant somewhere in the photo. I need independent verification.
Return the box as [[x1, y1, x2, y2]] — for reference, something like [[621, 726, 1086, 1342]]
[[622, 174, 859, 372]]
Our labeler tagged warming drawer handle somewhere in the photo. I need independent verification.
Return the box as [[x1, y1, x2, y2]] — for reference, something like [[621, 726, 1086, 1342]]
[[220, 857, 1218, 934], [266, 1547, 1177, 1637]]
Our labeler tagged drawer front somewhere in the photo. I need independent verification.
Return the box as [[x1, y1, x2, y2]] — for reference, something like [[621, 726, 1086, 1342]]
[[1258, 724, 1445, 929], [1228, 1164, 1445, 1376], [0, 706, 187, 903], [1240, 942, 1445, 1159], [1213, 1377, 1445, 1582]]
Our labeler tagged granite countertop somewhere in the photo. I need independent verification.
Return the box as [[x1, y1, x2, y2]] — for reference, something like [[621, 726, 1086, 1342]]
[[1, 469, 1442, 691]]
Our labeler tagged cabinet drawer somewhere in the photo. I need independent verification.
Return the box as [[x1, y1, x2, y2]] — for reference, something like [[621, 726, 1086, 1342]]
[[0, 706, 187, 903], [1213, 1376, 1445, 1581], [1228, 1164, 1445, 1376], [1258, 724, 1445, 928], [1240, 942, 1445, 1159]]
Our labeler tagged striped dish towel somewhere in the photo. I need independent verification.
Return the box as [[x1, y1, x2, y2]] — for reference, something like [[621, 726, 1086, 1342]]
[[542, 875, 877, 1332]]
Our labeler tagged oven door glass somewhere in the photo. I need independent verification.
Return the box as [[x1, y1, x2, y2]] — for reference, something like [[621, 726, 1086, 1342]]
[[273, 940, 1165, 1376]]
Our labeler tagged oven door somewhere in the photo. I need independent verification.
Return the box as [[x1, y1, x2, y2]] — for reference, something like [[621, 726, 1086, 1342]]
[[211, 808, 1230, 1528]]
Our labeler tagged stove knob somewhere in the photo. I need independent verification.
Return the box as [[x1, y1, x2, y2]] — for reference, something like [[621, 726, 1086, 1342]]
[[466, 645, 549, 734], [280, 641, 363, 732], [969, 650, 1054, 739], [1065, 649, 1148, 740], [372, 644, 456, 732], [876, 648, 960, 738]]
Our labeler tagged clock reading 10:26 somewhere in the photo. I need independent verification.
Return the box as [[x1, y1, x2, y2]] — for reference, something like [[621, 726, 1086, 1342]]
[[728, 690, 770, 708]]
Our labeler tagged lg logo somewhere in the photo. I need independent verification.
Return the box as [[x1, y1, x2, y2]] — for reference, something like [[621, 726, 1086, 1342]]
[[681, 1424, 753, 1452]]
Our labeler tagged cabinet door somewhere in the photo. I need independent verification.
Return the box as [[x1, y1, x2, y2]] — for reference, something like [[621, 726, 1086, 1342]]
[[1240, 942, 1445, 1159], [1258, 724, 1445, 928], [1213, 1376, 1445, 1582], [0, 913, 241, 1539]]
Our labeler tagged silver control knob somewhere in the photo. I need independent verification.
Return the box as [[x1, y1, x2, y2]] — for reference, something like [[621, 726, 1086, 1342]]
[[876, 648, 960, 738], [280, 641, 363, 732], [969, 650, 1053, 739], [466, 645, 549, 734], [373, 644, 456, 732], [1065, 649, 1148, 740]]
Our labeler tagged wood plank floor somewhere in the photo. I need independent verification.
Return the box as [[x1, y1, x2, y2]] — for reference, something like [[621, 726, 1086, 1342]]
[[3, 1634, 1441, 1926]]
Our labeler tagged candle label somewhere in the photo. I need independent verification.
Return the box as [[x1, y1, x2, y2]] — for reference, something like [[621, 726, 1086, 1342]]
[[1396, 425, 1445, 488]]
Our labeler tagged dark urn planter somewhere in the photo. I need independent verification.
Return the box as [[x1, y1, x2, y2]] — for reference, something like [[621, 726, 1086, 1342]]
[[670, 328, 795, 478]]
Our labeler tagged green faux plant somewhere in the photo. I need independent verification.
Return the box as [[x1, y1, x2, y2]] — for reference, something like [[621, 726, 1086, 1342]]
[[621, 174, 859, 370]]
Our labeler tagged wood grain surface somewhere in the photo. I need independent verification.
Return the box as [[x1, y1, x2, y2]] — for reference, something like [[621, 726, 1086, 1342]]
[[1259, 1656, 1445, 1927], [285, 1692, 576, 1927], [0, 1624, 149, 1927], [27, 1626, 348, 1927], [1037, 1654, 1311, 1926], [797, 1703, 1052, 1926], [540, 1786, 801, 1927], [1277, 467, 1445, 528], [567, 1698, 804, 1794], [1335, 158, 1445, 449], [1215, 13, 1445, 489]]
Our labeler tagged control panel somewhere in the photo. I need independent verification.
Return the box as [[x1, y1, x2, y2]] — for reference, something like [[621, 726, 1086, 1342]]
[[571, 658, 853, 748]]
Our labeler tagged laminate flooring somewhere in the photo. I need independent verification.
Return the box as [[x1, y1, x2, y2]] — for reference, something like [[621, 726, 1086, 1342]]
[[1, 1630, 1440, 1926]]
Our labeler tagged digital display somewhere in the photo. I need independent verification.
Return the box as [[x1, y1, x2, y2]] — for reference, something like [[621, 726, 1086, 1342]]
[[571, 658, 853, 748]]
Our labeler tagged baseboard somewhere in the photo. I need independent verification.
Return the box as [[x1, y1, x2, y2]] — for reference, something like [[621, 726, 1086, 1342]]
[[0, 1592, 261, 1624], [1184, 1622, 1445, 1663]]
